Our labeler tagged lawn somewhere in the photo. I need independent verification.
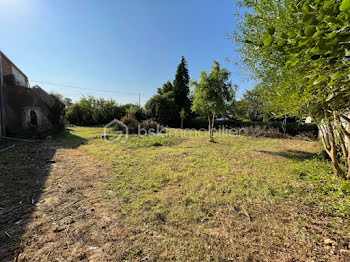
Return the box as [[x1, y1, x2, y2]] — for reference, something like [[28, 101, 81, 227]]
[[1, 126, 350, 261], [70, 126, 350, 260]]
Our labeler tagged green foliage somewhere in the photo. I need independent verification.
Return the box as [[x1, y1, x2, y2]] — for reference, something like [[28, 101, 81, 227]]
[[234, 0, 350, 178], [192, 61, 235, 118], [120, 104, 146, 122], [145, 92, 178, 126], [235, 84, 267, 121], [179, 108, 186, 119], [146, 56, 192, 127], [66, 97, 135, 126], [113, 116, 162, 135], [47, 97, 65, 131], [192, 61, 236, 141], [157, 81, 174, 95], [173, 56, 191, 114]]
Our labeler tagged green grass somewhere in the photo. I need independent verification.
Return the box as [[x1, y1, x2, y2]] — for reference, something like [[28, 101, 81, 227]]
[[65, 126, 350, 260]]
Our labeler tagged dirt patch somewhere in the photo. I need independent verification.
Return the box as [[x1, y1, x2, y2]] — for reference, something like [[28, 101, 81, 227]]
[[4, 147, 131, 261]]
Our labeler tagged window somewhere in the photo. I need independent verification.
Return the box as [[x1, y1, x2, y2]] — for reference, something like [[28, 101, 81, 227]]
[[30, 110, 38, 126]]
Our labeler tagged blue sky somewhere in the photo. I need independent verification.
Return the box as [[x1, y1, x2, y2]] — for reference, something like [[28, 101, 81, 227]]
[[0, 0, 255, 104]]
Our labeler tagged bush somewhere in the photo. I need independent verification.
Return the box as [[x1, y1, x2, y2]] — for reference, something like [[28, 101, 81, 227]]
[[66, 97, 142, 126], [120, 104, 147, 122], [66, 103, 93, 126], [118, 115, 140, 134], [141, 119, 159, 130], [145, 93, 179, 126], [184, 118, 318, 138]]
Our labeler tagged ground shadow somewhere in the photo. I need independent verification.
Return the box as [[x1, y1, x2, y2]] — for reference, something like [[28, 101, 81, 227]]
[[0, 130, 86, 261], [256, 149, 318, 161]]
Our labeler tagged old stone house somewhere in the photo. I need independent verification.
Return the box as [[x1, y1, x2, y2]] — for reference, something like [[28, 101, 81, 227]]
[[0, 51, 65, 136]]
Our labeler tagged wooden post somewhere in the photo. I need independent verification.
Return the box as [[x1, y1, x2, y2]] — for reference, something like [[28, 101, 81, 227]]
[[0, 53, 6, 136]]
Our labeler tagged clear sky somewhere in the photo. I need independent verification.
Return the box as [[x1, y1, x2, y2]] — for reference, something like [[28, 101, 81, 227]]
[[0, 0, 255, 105]]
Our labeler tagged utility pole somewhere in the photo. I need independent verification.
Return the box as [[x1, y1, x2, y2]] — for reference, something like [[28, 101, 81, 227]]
[[138, 92, 141, 107]]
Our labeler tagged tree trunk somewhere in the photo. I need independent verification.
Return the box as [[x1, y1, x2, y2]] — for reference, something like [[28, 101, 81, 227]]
[[181, 118, 184, 129], [323, 104, 346, 179], [208, 116, 213, 142], [208, 115, 215, 142], [339, 113, 350, 179], [346, 118, 350, 179], [282, 116, 287, 135]]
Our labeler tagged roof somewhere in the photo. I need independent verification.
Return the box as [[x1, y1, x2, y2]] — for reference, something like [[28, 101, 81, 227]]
[[0, 50, 28, 80]]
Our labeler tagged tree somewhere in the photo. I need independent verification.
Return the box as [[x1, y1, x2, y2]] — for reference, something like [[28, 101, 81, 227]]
[[145, 92, 178, 126], [236, 84, 267, 121], [63, 98, 73, 109], [173, 56, 191, 114], [179, 108, 187, 129], [120, 104, 146, 121], [234, 0, 350, 179], [146, 57, 192, 127], [157, 81, 174, 95], [192, 61, 235, 142]]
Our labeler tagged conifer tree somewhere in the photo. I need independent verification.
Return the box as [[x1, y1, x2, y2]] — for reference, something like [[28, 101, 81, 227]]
[[173, 56, 191, 113]]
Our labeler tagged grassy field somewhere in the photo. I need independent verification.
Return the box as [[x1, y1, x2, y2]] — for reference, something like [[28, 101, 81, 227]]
[[2, 126, 350, 261], [70, 127, 350, 260]]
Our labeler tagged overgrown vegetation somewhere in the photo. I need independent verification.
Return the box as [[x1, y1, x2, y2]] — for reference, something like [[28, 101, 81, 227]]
[[113, 115, 162, 134], [47, 98, 66, 131]]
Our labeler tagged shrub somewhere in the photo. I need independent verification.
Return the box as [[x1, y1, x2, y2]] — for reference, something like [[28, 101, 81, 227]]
[[184, 118, 318, 138], [141, 119, 159, 130], [113, 118, 164, 135], [66, 103, 93, 126], [145, 93, 178, 126], [120, 104, 147, 122], [66, 97, 140, 126], [118, 115, 140, 134]]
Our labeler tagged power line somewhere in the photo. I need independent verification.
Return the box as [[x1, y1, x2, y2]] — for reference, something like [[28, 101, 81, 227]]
[[29, 79, 145, 97]]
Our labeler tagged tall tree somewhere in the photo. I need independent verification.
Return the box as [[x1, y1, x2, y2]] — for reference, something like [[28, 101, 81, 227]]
[[173, 56, 191, 113], [192, 61, 235, 142]]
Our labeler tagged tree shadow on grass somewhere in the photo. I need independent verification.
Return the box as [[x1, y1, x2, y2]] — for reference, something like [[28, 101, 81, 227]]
[[0, 130, 86, 261], [256, 149, 319, 161]]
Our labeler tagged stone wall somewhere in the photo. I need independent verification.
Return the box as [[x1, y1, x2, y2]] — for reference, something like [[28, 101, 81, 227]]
[[2, 80, 65, 136]]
